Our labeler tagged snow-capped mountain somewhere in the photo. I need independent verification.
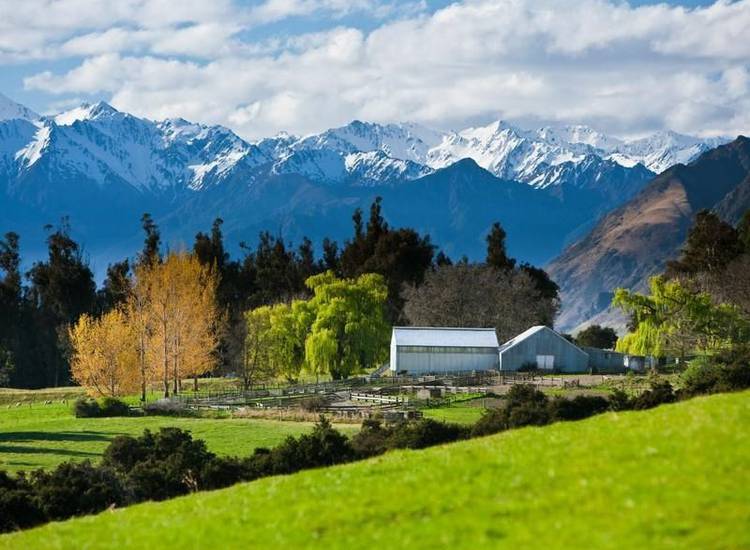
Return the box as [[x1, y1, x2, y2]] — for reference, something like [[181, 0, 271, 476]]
[[0, 93, 736, 275]]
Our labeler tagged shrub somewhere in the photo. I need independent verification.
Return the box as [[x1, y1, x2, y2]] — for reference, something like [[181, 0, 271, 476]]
[[548, 395, 610, 421], [506, 401, 550, 428], [299, 396, 329, 412], [385, 418, 469, 450], [681, 359, 723, 396], [270, 416, 355, 474], [632, 381, 676, 410], [0, 472, 44, 533], [30, 461, 126, 521], [201, 457, 250, 491], [73, 397, 130, 418], [350, 418, 391, 458], [73, 398, 101, 418], [98, 397, 130, 417], [143, 399, 192, 417], [506, 384, 547, 408], [471, 407, 509, 437], [608, 389, 632, 411]]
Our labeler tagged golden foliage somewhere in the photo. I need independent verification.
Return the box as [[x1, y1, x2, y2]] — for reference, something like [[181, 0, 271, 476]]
[[69, 309, 139, 397]]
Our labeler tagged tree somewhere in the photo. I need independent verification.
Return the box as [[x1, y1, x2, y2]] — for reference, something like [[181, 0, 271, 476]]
[[666, 210, 742, 276], [26, 221, 97, 386], [613, 276, 749, 360], [267, 302, 308, 382], [0, 346, 13, 387], [98, 260, 131, 313], [304, 272, 389, 379], [737, 209, 750, 253], [69, 310, 139, 397], [486, 222, 516, 272], [137, 213, 161, 267], [403, 264, 559, 343], [141, 252, 220, 396], [340, 198, 434, 322], [575, 325, 618, 349], [128, 263, 154, 402], [242, 306, 276, 390]]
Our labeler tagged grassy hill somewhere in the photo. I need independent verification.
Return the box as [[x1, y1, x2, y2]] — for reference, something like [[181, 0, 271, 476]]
[[3, 391, 749, 549], [0, 403, 356, 472]]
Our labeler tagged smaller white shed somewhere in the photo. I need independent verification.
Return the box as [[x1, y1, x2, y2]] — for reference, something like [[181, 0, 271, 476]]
[[390, 327, 500, 375], [498, 325, 589, 373]]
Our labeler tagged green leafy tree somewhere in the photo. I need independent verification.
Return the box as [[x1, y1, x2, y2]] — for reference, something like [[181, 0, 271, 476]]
[[613, 276, 749, 360], [242, 306, 277, 390], [304, 272, 389, 379], [575, 325, 618, 350]]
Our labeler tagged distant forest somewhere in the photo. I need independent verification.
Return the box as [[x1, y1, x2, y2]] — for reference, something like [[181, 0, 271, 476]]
[[0, 197, 560, 389]]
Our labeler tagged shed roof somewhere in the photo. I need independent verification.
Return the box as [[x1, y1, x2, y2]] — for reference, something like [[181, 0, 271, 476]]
[[392, 327, 499, 348], [498, 325, 586, 356]]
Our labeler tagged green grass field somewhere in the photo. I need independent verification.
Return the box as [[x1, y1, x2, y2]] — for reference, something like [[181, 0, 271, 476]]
[[4, 391, 748, 549], [0, 402, 356, 473]]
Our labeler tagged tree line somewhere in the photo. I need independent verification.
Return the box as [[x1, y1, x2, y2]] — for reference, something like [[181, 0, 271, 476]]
[[0, 199, 560, 390]]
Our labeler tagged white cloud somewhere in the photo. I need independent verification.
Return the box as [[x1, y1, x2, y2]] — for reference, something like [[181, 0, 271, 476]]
[[13, 0, 750, 139]]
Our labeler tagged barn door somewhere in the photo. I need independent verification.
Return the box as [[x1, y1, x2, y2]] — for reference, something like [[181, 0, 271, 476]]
[[536, 355, 554, 370]]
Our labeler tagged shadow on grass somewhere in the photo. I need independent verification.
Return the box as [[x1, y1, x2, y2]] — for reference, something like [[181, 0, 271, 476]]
[[0, 445, 101, 458], [0, 431, 124, 444]]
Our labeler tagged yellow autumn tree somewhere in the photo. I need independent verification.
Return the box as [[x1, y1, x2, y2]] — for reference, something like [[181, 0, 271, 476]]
[[129, 263, 156, 402], [141, 251, 220, 396], [69, 309, 139, 397]]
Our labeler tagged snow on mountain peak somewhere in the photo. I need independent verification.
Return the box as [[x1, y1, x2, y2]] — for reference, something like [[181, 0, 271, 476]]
[[53, 101, 120, 125], [0, 93, 40, 122]]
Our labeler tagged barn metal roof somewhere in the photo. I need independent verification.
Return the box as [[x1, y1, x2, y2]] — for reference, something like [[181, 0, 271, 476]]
[[392, 327, 499, 348], [498, 325, 586, 356]]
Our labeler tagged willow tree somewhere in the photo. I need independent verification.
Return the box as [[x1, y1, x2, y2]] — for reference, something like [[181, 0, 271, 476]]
[[69, 309, 139, 397], [268, 300, 312, 383], [242, 306, 276, 390], [303, 271, 389, 379], [142, 252, 220, 396], [613, 276, 748, 360]]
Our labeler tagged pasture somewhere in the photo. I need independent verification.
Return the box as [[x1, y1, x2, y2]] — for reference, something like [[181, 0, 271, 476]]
[[3, 390, 748, 549], [0, 401, 357, 473]]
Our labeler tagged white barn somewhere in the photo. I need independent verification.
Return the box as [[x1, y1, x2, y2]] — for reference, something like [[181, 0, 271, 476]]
[[498, 325, 589, 372], [389, 327, 500, 375]]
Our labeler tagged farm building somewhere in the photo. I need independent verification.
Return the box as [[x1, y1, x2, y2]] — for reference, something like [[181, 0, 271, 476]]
[[582, 346, 627, 373], [498, 326, 589, 373], [390, 327, 500, 375]]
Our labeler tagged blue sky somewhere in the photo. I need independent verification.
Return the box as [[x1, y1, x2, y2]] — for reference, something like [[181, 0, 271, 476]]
[[1, 0, 747, 139]]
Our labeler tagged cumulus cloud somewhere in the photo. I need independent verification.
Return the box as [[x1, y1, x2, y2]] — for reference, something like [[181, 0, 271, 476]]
[[10, 0, 750, 139]]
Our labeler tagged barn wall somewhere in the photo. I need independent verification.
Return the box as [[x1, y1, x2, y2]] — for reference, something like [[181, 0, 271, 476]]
[[395, 346, 499, 374], [582, 347, 626, 373], [499, 329, 589, 373]]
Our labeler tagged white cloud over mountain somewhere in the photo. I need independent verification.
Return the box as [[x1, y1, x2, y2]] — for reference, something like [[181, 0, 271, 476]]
[[4, 0, 750, 140]]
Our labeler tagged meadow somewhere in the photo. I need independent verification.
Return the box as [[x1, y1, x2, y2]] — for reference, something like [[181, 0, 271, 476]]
[[3, 390, 748, 549], [0, 401, 356, 473]]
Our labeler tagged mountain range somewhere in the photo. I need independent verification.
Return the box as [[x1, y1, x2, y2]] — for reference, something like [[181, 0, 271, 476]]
[[0, 92, 741, 330]]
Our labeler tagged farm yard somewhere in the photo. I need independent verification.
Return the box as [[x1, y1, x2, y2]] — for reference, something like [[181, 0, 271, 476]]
[[3, 390, 748, 549], [0, 371, 673, 473]]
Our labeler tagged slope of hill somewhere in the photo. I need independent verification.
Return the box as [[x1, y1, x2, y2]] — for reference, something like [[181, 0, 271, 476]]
[[548, 136, 750, 332], [3, 391, 748, 549]]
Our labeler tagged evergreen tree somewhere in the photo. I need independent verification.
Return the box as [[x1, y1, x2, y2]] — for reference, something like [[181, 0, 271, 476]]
[[98, 260, 131, 313], [486, 222, 516, 271], [137, 213, 161, 267], [666, 210, 742, 276]]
